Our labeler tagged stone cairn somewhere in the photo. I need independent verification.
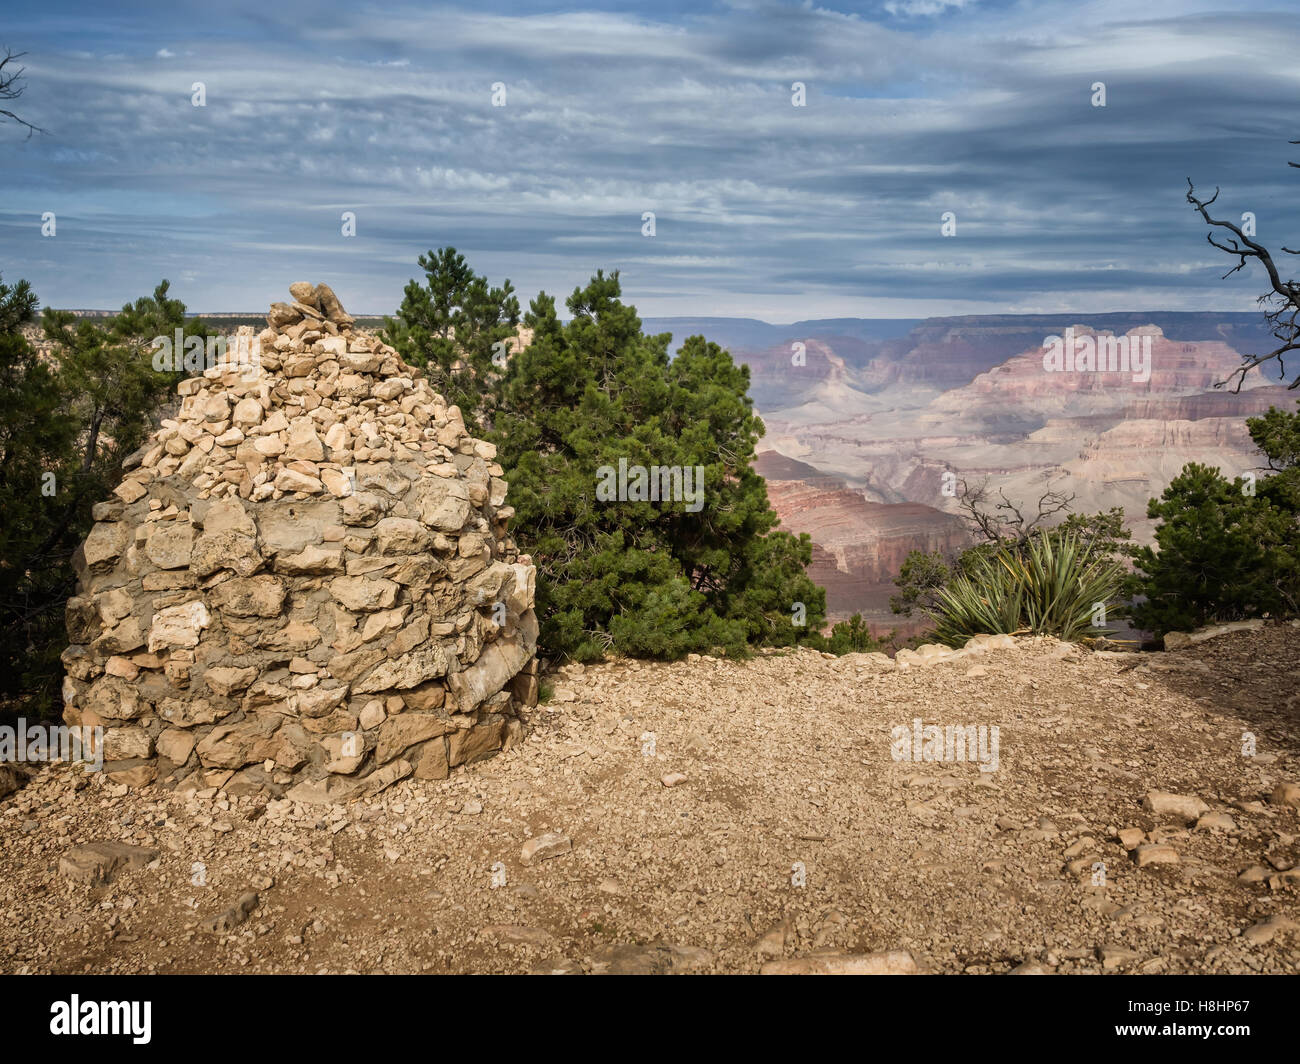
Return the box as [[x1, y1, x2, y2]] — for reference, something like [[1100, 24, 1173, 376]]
[[60, 283, 539, 804]]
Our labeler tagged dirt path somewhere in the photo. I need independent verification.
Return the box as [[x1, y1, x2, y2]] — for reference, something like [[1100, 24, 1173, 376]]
[[2, 629, 1298, 974]]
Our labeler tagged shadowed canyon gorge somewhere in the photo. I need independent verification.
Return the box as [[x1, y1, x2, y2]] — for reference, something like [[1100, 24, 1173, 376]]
[[640, 313, 1297, 627]]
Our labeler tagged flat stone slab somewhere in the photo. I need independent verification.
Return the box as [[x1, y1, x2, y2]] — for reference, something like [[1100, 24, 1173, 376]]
[[59, 841, 159, 885], [760, 950, 921, 975], [520, 832, 571, 864]]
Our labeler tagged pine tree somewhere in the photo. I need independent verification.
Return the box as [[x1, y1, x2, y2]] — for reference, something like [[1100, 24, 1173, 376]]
[[490, 270, 825, 660], [0, 274, 78, 715], [806, 613, 885, 655], [1129, 461, 1297, 634], [382, 248, 519, 433], [0, 276, 207, 717]]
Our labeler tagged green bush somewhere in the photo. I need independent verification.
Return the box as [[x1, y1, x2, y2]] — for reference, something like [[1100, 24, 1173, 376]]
[[805, 612, 890, 655], [1129, 402, 1300, 635], [491, 272, 826, 661], [0, 274, 206, 719], [892, 507, 1132, 622]]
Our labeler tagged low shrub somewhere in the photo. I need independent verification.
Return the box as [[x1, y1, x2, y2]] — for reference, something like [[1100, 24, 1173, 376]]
[[930, 532, 1123, 646]]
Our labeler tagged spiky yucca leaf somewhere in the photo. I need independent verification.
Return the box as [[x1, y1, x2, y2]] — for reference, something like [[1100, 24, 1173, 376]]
[[930, 549, 1024, 646], [1017, 532, 1124, 641]]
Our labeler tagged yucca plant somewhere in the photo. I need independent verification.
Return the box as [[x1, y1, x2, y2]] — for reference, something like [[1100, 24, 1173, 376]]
[[929, 531, 1123, 646], [929, 550, 1024, 646], [1017, 532, 1124, 640]]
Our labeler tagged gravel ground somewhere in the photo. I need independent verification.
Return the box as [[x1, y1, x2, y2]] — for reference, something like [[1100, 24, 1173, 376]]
[[1, 627, 1298, 974]]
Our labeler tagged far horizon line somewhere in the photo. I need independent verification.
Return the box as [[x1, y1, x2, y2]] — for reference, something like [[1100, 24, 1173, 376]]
[[40, 307, 1273, 326]]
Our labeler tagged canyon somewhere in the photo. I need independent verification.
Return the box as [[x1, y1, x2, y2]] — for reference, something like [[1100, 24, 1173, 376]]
[[656, 313, 1298, 629], [755, 452, 966, 633]]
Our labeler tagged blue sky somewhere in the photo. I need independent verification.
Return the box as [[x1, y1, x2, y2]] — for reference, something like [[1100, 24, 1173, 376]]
[[2, 0, 1299, 318]]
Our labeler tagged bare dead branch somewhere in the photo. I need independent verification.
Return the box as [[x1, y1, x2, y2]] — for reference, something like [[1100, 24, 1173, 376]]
[[956, 477, 1076, 547], [0, 48, 46, 137], [1187, 156, 1300, 392]]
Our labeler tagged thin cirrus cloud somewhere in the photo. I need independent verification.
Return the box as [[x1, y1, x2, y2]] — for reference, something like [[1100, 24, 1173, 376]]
[[0, 0, 1297, 320]]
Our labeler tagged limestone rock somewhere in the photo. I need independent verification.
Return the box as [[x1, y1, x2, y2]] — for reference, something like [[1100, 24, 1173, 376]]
[[1241, 915, 1297, 945], [412, 738, 449, 780], [209, 576, 286, 618], [156, 728, 196, 764], [103, 726, 153, 760], [1135, 844, 1180, 867], [1270, 782, 1300, 808], [83, 522, 129, 573], [521, 833, 571, 864], [315, 283, 354, 325], [481, 925, 556, 949], [59, 841, 158, 885], [352, 645, 450, 693], [1164, 620, 1263, 650], [588, 943, 714, 975], [203, 665, 258, 697], [147, 601, 211, 652], [145, 521, 194, 569], [447, 717, 505, 765], [0, 764, 30, 801], [759, 950, 922, 975], [201, 891, 259, 933], [1141, 790, 1209, 823], [330, 575, 400, 612], [288, 281, 319, 306], [61, 284, 536, 796], [376, 713, 449, 764], [446, 628, 534, 712]]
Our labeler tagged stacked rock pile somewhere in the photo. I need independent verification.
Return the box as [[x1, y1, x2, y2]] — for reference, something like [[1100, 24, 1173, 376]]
[[60, 283, 538, 803]]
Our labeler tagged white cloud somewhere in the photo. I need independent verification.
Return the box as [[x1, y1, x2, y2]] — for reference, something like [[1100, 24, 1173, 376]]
[[3, 0, 1298, 317], [884, 0, 977, 17]]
